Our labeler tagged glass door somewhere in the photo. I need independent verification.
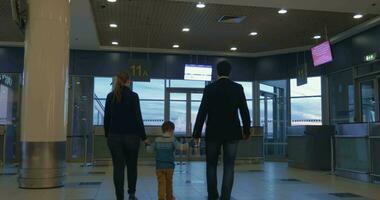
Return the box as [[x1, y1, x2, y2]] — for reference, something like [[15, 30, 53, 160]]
[[165, 88, 204, 136], [260, 94, 274, 139], [165, 88, 205, 161], [358, 79, 377, 122], [168, 92, 188, 135], [260, 88, 287, 160]]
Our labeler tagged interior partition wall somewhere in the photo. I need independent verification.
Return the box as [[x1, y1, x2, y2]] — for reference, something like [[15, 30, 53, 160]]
[[327, 60, 380, 125], [327, 60, 380, 182]]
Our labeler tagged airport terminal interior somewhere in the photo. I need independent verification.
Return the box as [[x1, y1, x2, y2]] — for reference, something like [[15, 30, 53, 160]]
[[1, 0, 380, 199]]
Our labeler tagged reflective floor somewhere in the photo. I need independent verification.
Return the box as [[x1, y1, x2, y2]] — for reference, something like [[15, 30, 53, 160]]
[[0, 162, 379, 200]]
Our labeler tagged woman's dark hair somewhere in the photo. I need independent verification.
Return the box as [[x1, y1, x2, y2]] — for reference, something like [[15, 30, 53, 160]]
[[217, 61, 232, 76], [113, 71, 130, 102], [161, 121, 175, 132]]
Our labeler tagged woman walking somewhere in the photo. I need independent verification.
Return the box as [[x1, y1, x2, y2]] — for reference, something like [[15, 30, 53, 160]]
[[104, 71, 147, 200]]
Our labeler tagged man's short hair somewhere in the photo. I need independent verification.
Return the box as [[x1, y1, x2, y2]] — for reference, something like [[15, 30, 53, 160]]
[[217, 61, 232, 76], [161, 121, 175, 132]]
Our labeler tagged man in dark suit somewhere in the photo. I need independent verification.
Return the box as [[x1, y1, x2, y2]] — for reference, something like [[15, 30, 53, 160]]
[[193, 61, 251, 200]]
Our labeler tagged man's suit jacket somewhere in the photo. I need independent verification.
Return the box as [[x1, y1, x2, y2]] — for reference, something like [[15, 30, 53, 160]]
[[193, 78, 251, 141]]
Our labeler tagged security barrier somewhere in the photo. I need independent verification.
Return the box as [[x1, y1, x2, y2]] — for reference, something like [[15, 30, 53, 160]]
[[287, 125, 335, 170], [91, 125, 264, 166], [334, 123, 380, 182]]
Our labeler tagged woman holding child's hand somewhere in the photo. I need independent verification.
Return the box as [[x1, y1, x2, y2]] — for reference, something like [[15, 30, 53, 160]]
[[104, 71, 147, 200]]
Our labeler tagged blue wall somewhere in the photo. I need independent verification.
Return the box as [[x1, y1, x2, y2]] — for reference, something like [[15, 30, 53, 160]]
[[1, 24, 380, 80]]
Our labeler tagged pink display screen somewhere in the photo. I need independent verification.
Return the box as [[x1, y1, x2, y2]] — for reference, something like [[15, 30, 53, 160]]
[[311, 41, 333, 67]]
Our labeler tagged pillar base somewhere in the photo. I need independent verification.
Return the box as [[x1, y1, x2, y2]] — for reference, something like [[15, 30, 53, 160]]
[[18, 141, 66, 189]]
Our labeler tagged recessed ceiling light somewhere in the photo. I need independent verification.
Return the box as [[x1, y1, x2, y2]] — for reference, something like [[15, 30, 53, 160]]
[[182, 28, 190, 32], [107, 0, 117, 2], [278, 9, 288, 14], [313, 35, 321, 40], [111, 41, 119, 45], [173, 44, 180, 48], [249, 32, 258, 36], [353, 14, 363, 19], [230, 47, 238, 51], [196, 2, 206, 8], [109, 23, 118, 28]]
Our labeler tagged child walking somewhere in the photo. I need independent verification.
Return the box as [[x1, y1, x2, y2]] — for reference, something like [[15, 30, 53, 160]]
[[155, 121, 177, 200]]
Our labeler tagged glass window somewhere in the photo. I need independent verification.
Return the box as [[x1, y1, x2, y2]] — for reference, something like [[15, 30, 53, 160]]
[[0, 84, 10, 124], [291, 97, 322, 125], [290, 77, 321, 97], [93, 77, 113, 125], [260, 96, 274, 138], [190, 97, 206, 133], [140, 101, 165, 126], [169, 101, 187, 134], [290, 77, 322, 126], [360, 80, 376, 122], [260, 84, 274, 93], [170, 80, 206, 88], [237, 81, 253, 100], [94, 77, 113, 98], [133, 79, 165, 100], [133, 79, 166, 126], [170, 93, 187, 101], [191, 93, 203, 101]]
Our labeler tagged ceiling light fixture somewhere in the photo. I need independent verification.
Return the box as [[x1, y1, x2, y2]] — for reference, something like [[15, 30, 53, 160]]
[[109, 23, 118, 28], [278, 9, 288, 14], [173, 44, 180, 48], [313, 35, 321, 40], [182, 28, 190, 32], [107, 0, 117, 2], [196, 2, 206, 8], [111, 41, 119, 45], [230, 47, 238, 51], [353, 14, 363, 19], [249, 32, 258, 36]]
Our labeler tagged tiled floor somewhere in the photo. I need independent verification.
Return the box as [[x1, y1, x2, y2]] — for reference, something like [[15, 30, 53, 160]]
[[0, 162, 379, 200]]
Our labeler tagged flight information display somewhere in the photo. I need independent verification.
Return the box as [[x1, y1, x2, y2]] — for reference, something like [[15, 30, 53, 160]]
[[311, 41, 333, 67], [184, 64, 212, 81]]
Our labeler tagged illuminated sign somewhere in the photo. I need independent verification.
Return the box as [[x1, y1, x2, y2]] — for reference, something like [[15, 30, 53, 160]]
[[365, 53, 377, 62], [128, 60, 150, 82]]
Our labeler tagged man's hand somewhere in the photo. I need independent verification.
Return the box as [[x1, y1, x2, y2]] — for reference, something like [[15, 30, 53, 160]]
[[144, 139, 150, 146]]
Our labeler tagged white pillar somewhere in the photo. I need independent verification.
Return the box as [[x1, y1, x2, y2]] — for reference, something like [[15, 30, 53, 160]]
[[19, 0, 70, 188]]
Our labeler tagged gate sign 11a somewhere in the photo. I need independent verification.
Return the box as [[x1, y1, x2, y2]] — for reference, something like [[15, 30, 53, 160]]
[[128, 60, 151, 82]]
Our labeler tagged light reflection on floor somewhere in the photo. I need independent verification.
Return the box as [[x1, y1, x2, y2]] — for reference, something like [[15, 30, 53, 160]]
[[0, 162, 379, 200]]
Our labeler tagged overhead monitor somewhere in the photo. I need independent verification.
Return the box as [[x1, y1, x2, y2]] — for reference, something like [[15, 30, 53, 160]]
[[311, 41, 333, 67], [184, 64, 212, 81]]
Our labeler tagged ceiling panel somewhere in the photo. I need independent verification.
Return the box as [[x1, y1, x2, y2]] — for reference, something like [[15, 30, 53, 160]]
[[0, 0, 378, 55], [90, 0, 377, 53]]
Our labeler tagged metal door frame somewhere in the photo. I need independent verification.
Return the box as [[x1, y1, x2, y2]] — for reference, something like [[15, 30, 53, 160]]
[[355, 76, 380, 122], [260, 91, 276, 139], [164, 88, 204, 135]]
